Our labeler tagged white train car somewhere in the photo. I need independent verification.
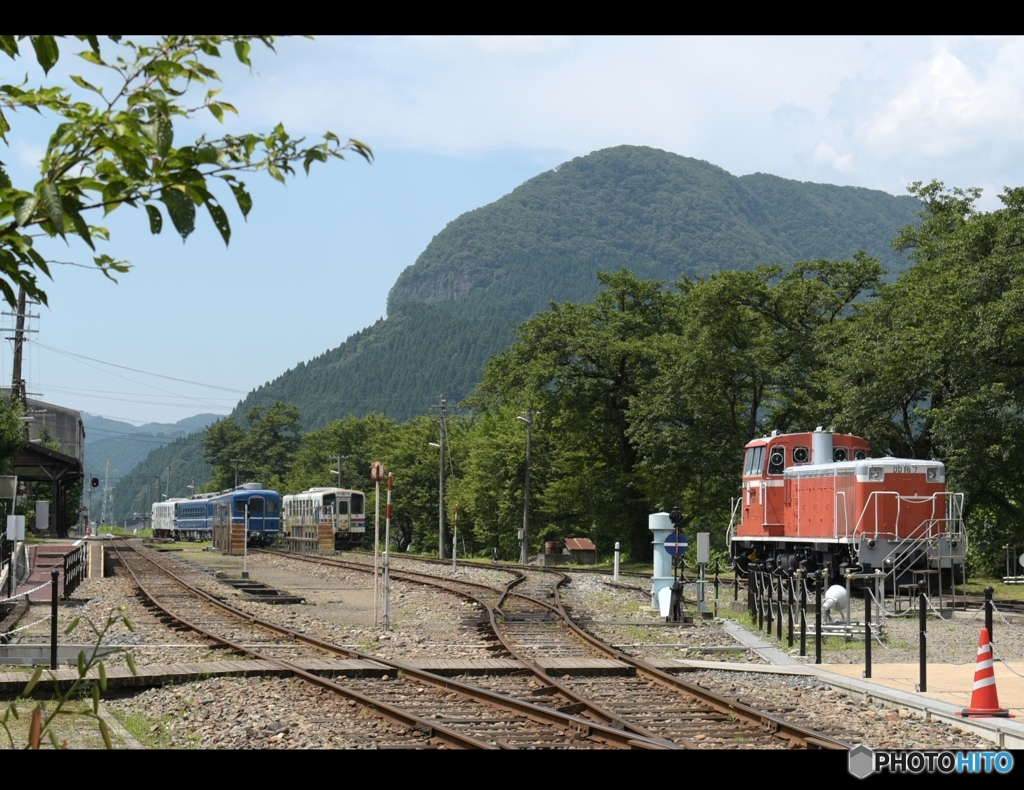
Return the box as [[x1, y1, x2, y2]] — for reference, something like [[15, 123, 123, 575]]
[[151, 498, 187, 539], [283, 487, 366, 549]]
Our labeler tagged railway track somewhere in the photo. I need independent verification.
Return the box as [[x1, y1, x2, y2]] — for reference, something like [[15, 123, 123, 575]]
[[261, 548, 848, 749], [110, 539, 667, 750]]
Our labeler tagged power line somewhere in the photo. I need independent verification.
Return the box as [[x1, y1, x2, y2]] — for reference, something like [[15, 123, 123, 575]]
[[27, 340, 247, 393], [40, 382, 237, 400], [28, 341, 232, 411]]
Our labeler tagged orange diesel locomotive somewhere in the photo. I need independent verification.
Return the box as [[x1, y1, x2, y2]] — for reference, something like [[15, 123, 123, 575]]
[[727, 428, 965, 586]]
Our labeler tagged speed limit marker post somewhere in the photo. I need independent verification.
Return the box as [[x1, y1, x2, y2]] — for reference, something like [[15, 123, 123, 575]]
[[370, 462, 384, 629]]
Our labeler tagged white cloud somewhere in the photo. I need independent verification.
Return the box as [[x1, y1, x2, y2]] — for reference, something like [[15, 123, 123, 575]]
[[859, 41, 1024, 159], [124, 36, 1024, 205], [813, 139, 855, 172]]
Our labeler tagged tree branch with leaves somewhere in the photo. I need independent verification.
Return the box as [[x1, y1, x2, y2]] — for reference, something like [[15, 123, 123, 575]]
[[0, 35, 371, 307]]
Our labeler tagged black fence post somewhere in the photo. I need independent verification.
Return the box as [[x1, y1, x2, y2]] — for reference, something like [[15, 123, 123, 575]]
[[749, 569, 757, 622], [799, 570, 807, 658], [765, 568, 773, 635], [713, 559, 720, 617], [775, 573, 783, 641], [757, 569, 764, 631], [815, 571, 823, 665], [985, 585, 994, 644], [787, 575, 794, 648], [864, 584, 872, 679], [733, 562, 739, 602], [50, 568, 58, 670], [918, 580, 928, 693]]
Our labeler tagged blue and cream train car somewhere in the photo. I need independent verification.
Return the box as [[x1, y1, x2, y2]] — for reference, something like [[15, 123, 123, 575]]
[[174, 493, 218, 541], [174, 483, 282, 546]]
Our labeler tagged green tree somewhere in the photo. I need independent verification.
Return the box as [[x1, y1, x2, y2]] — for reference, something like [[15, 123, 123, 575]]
[[0, 397, 23, 472], [202, 403, 302, 492], [473, 270, 680, 560], [830, 182, 1024, 569], [0, 36, 370, 307], [629, 255, 884, 544], [241, 403, 302, 492], [201, 416, 246, 490], [451, 404, 554, 560], [287, 414, 395, 495]]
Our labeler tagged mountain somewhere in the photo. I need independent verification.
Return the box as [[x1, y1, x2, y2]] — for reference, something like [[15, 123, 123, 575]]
[[230, 146, 922, 426], [83, 412, 220, 504], [106, 431, 212, 524]]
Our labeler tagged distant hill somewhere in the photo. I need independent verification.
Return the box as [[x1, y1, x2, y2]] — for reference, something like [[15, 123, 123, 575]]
[[234, 146, 922, 426], [107, 432, 211, 524], [83, 412, 220, 510]]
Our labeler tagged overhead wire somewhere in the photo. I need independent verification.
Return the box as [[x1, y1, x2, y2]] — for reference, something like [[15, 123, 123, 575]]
[[27, 341, 246, 393], [27, 341, 233, 412]]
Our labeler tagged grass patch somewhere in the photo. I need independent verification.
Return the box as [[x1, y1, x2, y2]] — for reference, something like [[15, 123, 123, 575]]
[[1, 698, 122, 749], [955, 578, 1024, 601], [112, 709, 200, 749], [99, 527, 153, 538]]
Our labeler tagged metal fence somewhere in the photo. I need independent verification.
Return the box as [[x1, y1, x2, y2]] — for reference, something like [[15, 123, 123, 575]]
[[62, 543, 87, 600]]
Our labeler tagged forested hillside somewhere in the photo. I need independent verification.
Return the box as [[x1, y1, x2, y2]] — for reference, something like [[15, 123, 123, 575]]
[[84, 412, 219, 490], [235, 146, 921, 425], [109, 433, 210, 523]]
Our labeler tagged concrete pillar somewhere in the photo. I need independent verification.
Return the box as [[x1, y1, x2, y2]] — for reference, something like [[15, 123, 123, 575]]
[[650, 512, 675, 608]]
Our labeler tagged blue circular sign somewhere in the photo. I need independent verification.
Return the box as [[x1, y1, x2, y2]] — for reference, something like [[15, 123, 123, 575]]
[[664, 531, 688, 557]]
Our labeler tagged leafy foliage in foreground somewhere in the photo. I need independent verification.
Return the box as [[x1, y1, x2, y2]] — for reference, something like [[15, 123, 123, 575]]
[[0, 35, 370, 307], [1, 607, 137, 749]]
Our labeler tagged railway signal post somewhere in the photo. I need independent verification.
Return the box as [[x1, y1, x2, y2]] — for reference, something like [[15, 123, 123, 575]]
[[371, 462, 384, 629], [242, 502, 249, 579], [382, 472, 393, 632]]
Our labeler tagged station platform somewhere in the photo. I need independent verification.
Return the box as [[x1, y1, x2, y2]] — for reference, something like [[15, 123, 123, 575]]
[[14, 541, 82, 602], [716, 618, 1024, 747]]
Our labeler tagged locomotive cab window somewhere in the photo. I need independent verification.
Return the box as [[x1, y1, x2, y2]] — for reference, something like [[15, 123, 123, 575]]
[[833, 448, 848, 462], [351, 493, 364, 514], [792, 446, 810, 464], [744, 446, 766, 476], [767, 446, 785, 475], [338, 501, 349, 515]]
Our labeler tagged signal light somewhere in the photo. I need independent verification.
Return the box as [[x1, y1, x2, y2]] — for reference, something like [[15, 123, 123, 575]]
[[91, 478, 99, 488]]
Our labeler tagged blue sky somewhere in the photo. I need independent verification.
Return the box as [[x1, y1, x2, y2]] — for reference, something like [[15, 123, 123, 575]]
[[3, 36, 1024, 425]]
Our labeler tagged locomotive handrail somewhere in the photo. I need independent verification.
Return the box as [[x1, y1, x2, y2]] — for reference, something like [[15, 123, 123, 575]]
[[725, 496, 741, 549], [835, 490, 849, 538]]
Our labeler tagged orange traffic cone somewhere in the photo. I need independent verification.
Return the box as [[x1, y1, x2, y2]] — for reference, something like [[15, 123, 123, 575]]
[[959, 628, 1013, 718]]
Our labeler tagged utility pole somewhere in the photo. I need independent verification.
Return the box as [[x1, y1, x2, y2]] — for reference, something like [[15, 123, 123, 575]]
[[9, 287, 27, 404], [331, 455, 349, 489], [232, 458, 242, 490], [100, 461, 111, 526], [517, 411, 532, 565]]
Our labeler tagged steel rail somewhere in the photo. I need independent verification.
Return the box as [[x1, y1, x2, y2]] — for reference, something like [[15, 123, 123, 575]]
[[112, 542, 494, 750], [263, 549, 680, 747], [115, 541, 665, 750], [262, 549, 847, 749]]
